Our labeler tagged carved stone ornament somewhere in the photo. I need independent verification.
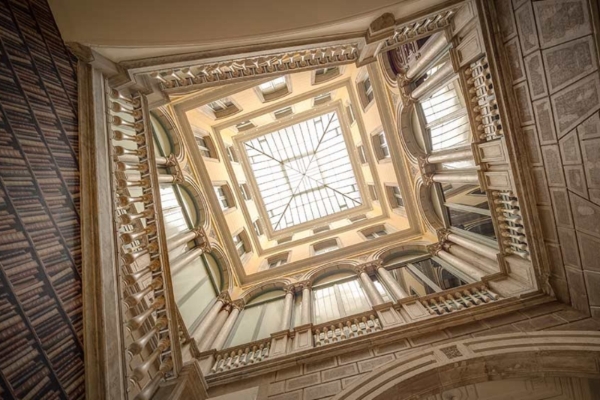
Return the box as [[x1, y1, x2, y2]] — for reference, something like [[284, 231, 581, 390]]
[[150, 44, 360, 91], [295, 280, 311, 291], [231, 299, 245, 310], [283, 285, 295, 295], [217, 291, 232, 303], [165, 153, 178, 167], [194, 228, 212, 252], [427, 243, 443, 256], [436, 228, 450, 243], [354, 260, 382, 274], [422, 173, 435, 186]]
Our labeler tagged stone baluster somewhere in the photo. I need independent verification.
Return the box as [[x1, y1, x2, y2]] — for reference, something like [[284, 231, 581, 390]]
[[212, 301, 243, 350], [376, 265, 409, 300]]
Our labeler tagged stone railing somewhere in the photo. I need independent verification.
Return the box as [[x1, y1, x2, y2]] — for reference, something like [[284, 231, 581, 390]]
[[465, 57, 503, 142], [313, 312, 382, 347], [210, 337, 272, 374], [493, 190, 531, 260], [109, 88, 182, 400], [419, 283, 500, 316]]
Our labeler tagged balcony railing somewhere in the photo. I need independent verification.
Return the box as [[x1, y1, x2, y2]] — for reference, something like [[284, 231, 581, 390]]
[[313, 312, 382, 347], [419, 283, 500, 316], [210, 337, 272, 374]]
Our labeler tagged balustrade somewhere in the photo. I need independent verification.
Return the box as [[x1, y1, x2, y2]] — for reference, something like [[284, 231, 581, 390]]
[[108, 88, 182, 400], [313, 313, 381, 347], [420, 284, 500, 316], [465, 57, 503, 142], [493, 191, 531, 260], [210, 338, 272, 374]]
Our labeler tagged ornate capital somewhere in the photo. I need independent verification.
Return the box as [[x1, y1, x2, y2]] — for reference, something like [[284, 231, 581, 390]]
[[217, 291, 231, 303], [427, 243, 443, 256], [283, 285, 295, 295], [296, 280, 311, 290], [436, 228, 450, 243], [422, 173, 435, 186], [354, 261, 381, 274], [165, 153, 178, 167], [231, 299, 245, 310], [194, 228, 211, 252]]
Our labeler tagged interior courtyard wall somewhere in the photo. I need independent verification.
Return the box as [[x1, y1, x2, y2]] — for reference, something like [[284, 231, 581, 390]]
[[492, 0, 600, 317], [204, 300, 600, 400]]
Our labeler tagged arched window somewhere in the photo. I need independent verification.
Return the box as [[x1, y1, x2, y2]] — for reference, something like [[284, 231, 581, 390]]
[[441, 183, 495, 240], [225, 290, 286, 348], [150, 112, 173, 157], [312, 271, 371, 325], [173, 252, 223, 332]]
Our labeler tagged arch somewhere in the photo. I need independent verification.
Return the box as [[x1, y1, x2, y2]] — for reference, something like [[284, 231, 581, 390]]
[[179, 175, 209, 230], [206, 243, 232, 292], [150, 107, 185, 161], [371, 241, 431, 264], [237, 278, 294, 304], [376, 51, 398, 90], [333, 331, 600, 400], [414, 177, 444, 233], [301, 260, 361, 284], [397, 102, 427, 165]]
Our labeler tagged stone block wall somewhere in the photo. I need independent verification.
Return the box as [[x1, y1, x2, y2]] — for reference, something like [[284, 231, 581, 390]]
[[205, 301, 600, 400], [494, 0, 600, 317]]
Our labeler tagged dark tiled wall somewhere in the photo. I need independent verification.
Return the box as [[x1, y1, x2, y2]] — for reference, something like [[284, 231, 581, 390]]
[[494, 0, 600, 318], [0, 0, 84, 398]]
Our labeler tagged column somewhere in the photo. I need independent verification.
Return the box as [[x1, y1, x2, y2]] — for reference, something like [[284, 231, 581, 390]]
[[192, 294, 227, 347], [406, 32, 448, 80], [197, 304, 230, 352], [436, 249, 485, 281], [167, 228, 208, 250], [446, 232, 498, 261], [301, 284, 312, 325], [358, 269, 384, 306], [376, 265, 409, 300], [411, 60, 455, 100], [281, 287, 294, 331], [426, 145, 473, 164], [443, 242, 497, 273], [158, 173, 176, 183], [211, 303, 242, 350], [431, 172, 479, 184], [170, 247, 203, 274]]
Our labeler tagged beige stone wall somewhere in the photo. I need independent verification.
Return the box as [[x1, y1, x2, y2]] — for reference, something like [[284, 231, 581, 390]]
[[493, 0, 600, 317], [205, 300, 600, 400]]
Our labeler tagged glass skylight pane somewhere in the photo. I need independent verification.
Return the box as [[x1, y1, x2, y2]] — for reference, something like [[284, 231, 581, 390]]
[[245, 111, 362, 231]]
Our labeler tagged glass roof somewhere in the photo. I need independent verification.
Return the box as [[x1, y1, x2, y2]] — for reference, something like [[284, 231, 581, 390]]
[[245, 111, 362, 231]]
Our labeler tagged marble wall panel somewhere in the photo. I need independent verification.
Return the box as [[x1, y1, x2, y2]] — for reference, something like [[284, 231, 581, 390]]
[[565, 267, 589, 312], [533, 98, 558, 143], [505, 37, 526, 82], [546, 243, 566, 279], [513, 0, 528, 9], [538, 205, 559, 242], [581, 138, 600, 189], [542, 35, 598, 94], [523, 51, 548, 100], [557, 227, 581, 267], [564, 165, 588, 198], [541, 145, 566, 186], [590, 189, 600, 206], [570, 194, 600, 238], [513, 81, 535, 125], [583, 271, 600, 306], [578, 231, 600, 272], [558, 130, 582, 165], [577, 112, 600, 140], [532, 167, 552, 204], [495, 0, 518, 41], [515, 2, 540, 55], [523, 125, 543, 165], [550, 188, 573, 228], [533, 0, 592, 48], [550, 73, 600, 137]]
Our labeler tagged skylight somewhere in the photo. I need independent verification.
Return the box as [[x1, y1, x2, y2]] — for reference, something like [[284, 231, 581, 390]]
[[244, 111, 362, 231]]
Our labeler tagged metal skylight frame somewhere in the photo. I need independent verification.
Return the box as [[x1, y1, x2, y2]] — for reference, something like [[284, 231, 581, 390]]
[[241, 108, 365, 232]]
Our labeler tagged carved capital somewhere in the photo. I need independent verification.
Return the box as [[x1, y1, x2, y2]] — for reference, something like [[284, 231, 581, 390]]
[[231, 299, 245, 310], [436, 228, 451, 243], [427, 243, 443, 256], [354, 261, 381, 274], [283, 285, 295, 295], [296, 280, 311, 291], [422, 173, 435, 186], [193, 228, 211, 252], [165, 153, 178, 167], [217, 291, 231, 304]]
